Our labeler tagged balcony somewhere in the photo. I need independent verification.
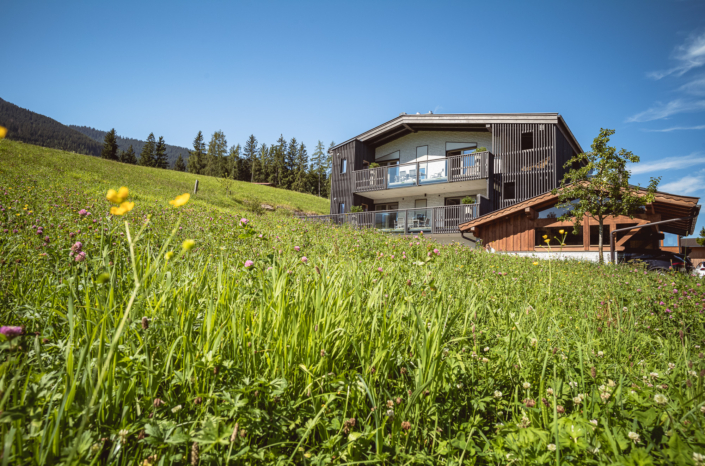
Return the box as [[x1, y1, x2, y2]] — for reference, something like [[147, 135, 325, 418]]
[[296, 203, 481, 234], [354, 151, 493, 194]]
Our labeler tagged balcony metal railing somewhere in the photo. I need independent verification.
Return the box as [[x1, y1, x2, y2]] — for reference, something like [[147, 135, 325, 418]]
[[295, 204, 479, 235], [354, 151, 494, 193]]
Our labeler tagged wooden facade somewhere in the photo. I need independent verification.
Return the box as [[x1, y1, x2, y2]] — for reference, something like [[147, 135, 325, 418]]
[[459, 188, 701, 253]]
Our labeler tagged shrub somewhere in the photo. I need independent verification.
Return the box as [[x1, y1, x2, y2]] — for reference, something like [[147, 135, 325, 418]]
[[243, 197, 265, 215], [350, 205, 364, 212], [461, 196, 476, 204], [368, 162, 380, 168]]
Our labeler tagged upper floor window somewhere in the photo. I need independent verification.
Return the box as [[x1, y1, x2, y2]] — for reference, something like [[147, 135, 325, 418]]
[[416, 146, 428, 160], [340, 159, 347, 174], [503, 182, 516, 200], [446, 142, 477, 157], [521, 132, 534, 150]]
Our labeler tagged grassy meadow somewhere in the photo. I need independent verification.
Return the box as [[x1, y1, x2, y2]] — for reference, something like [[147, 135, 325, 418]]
[[1, 141, 704, 465]]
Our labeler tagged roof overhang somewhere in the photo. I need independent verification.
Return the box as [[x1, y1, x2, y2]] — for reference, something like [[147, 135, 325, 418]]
[[330, 113, 584, 153], [459, 185, 700, 237]]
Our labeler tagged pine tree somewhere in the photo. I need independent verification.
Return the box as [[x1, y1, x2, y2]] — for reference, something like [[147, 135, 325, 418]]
[[292, 142, 309, 192], [139, 133, 156, 167], [311, 140, 325, 196], [228, 144, 241, 180], [243, 135, 258, 183], [101, 128, 119, 161], [205, 131, 228, 177], [120, 144, 137, 164], [187, 131, 206, 174], [174, 154, 186, 171], [154, 136, 168, 169]]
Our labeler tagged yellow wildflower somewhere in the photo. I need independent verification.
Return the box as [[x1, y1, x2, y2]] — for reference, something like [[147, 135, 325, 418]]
[[169, 193, 190, 207], [110, 201, 134, 216], [165, 251, 174, 260], [559, 229, 564, 234], [106, 186, 129, 204], [533, 262, 539, 265], [544, 238, 550, 244], [0, 126, 6, 139], [182, 239, 196, 251], [542, 234, 548, 239]]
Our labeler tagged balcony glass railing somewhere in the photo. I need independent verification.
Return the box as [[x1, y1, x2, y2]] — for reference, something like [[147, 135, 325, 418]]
[[387, 163, 417, 189], [419, 159, 447, 185]]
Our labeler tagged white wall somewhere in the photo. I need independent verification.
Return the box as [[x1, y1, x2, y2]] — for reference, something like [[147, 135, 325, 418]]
[[396, 190, 487, 210], [375, 131, 492, 164]]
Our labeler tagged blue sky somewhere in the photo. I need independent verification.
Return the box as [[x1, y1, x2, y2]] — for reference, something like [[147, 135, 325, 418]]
[[2, 1, 705, 236]]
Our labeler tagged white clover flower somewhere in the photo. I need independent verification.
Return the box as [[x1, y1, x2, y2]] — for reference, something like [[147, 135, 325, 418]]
[[530, 338, 537, 346], [600, 392, 611, 402], [494, 390, 502, 398], [386, 409, 394, 419], [597, 351, 604, 357], [484, 347, 490, 352], [628, 431, 640, 443], [573, 396, 582, 404], [650, 372, 658, 378], [689, 370, 697, 377], [172, 404, 182, 413], [546, 387, 554, 396], [607, 379, 616, 387], [547, 443, 556, 451], [481, 357, 489, 363], [118, 429, 129, 444], [599, 385, 606, 392], [590, 419, 598, 426], [568, 381, 577, 388], [701, 405, 705, 414], [522, 382, 531, 389], [694, 452, 705, 466], [654, 394, 668, 405], [668, 362, 675, 370]]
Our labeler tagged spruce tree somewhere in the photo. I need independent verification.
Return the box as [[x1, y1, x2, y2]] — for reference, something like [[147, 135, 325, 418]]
[[139, 133, 156, 167], [120, 145, 137, 164], [243, 135, 258, 183], [205, 131, 228, 177], [283, 137, 298, 189], [252, 143, 267, 182], [101, 128, 119, 161], [311, 140, 325, 196], [228, 144, 241, 180], [187, 131, 206, 174], [154, 136, 168, 169], [269, 135, 287, 186], [324, 141, 335, 198], [174, 154, 186, 171], [292, 142, 309, 192]]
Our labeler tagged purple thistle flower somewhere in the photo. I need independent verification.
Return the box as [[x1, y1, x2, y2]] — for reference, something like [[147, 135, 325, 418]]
[[0, 326, 23, 340]]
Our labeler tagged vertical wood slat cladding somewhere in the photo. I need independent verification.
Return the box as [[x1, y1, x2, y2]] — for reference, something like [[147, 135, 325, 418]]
[[554, 127, 577, 186], [329, 140, 376, 213], [491, 123, 557, 211]]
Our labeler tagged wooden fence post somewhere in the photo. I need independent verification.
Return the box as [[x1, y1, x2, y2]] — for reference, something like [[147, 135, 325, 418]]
[[193, 180, 199, 195]]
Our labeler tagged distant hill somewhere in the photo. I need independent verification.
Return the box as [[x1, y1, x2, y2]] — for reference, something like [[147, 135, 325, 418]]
[[0, 97, 102, 156], [70, 126, 190, 168]]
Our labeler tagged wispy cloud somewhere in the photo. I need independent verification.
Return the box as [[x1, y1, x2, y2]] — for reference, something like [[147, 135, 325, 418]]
[[629, 153, 705, 174], [642, 124, 705, 132], [659, 174, 705, 195], [647, 30, 705, 80], [625, 99, 705, 122], [678, 76, 705, 96]]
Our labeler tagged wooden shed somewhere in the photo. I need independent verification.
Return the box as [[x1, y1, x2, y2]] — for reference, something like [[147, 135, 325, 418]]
[[459, 187, 700, 255]]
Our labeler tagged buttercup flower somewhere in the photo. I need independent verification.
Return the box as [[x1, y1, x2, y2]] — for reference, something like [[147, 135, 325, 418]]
[[165, 251, 174, 260], [106, 187, 129, 204], [0, 125, 7, 139], [110, 201, 134, 216], [182, 239, 196, 251], [169, 193, 190, 207]]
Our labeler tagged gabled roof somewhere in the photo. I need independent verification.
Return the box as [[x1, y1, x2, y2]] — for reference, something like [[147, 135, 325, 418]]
[[459, 186, 701, 236], [331, 113, 583, 154]]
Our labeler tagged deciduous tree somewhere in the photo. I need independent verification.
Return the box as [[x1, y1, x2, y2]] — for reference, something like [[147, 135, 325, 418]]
[[553, 128, 659, 263]]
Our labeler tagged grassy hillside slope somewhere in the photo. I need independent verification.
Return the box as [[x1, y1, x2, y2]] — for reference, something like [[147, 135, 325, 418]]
[[0, 139, 329, 214], [0, 138, 704, 465]]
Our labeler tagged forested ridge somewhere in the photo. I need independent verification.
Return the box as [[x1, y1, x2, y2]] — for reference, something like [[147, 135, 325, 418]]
[[70, 125, 189, 168], [0, 97, 102, 155]]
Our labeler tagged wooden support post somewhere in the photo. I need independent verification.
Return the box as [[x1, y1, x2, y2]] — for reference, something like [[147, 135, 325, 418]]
[[193, 179, 199, 195]]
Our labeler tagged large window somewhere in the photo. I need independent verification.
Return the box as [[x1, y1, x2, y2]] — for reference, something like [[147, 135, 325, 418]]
[[538, 200, 579, 219], [445, 195, 476, 206], [663, 233, 679, 247], [446, 142, 477, 157], [535, 226, 583, 247], [590, 225, 611, 245], [375, 202, 398, 211]]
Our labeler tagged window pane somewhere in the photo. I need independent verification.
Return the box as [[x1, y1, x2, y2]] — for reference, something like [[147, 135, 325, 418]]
[[535, 227, 583, 246], [663, 233, 679, 247], [416, 146, 428, 158], [340, 159, 347, 174], [339, 203, 345, 213], [589, 225, 611, 245], [538, 200, 579, 219], [415, 199, 427, 208]]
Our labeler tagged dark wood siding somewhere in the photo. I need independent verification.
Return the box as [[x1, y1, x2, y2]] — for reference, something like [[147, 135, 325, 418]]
[[555, 126, 577, 186], [329, 140, 375, 214], [491, 123, 557, 211]]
